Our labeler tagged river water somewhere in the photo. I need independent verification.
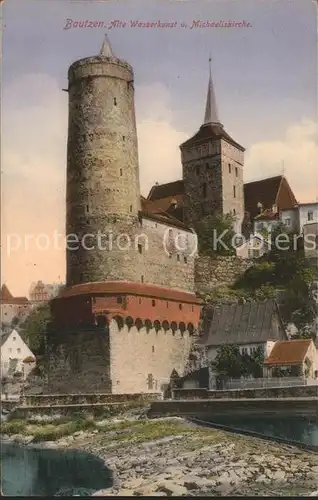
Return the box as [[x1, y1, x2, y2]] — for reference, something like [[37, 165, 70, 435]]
[[1, 441, 113, 496], [201, 416, 318, 447]]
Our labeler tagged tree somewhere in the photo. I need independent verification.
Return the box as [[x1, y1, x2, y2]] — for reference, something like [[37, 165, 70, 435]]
[[195, 214, 236, 257], [214, 344, 244, 379], [20, 303, 51, 355]]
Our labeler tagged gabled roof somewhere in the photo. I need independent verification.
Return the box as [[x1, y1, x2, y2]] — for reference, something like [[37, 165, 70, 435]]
[[263, 339, 313, 366], [199, 299, 287, 347], [0, 284, 30, 305], [147, 180, 184, 202], [244, 175, 297, 220], [1, 328, 19, 347]]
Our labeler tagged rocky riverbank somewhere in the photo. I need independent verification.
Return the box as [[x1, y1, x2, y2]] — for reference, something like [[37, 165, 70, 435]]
[[2, 415, 318, 496]]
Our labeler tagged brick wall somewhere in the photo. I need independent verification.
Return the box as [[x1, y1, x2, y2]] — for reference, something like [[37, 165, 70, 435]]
[[195, 255, 253, 293]]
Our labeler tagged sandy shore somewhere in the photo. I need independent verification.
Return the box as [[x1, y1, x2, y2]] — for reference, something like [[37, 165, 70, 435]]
[[4, 415, 317, 496]]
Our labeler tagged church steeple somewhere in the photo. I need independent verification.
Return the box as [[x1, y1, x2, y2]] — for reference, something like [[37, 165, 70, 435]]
[[203, 57, 222, 127], [100, 33, 114, 57]]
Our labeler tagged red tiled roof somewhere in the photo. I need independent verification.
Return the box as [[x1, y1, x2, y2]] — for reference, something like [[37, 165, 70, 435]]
[[147, 180, 184, 202], [263, 339, 313, 366], [244, 176, 297, 220], [54, 281, 202, 304], [0, 284, 30, 305], [254, 209, 279, 221], [180, 123, 245, 152]]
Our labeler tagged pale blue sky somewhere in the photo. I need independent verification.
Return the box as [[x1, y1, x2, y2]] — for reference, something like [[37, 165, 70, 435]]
[[3, 0, 317, 146]]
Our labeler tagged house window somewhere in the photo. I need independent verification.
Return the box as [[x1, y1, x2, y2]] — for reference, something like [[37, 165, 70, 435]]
[[9, 348, 12, 353], [122, 136, 125, 141], [13, 337, 16, 341], [152, 299, 156, 307], [241, 347, 248, 355], [138, 244, 142, 254], [139, 298, 142, 304], [235, 167, 238, 177], [203, 183, 207, 198], [253, 249, 260, 258], [184, 256, 187, 263], [284, 218, 291, 227], [233, 185, 236, 198], [228, 163, 231, 173], [117, 296, 123, 304], [166, 302, 169, 308], [308, 211, 314, 221], [152, 346, 155, 353], [179, 304, 182, 310], [147, 373, 153, 390], [196, 166, 200, 175], [17, 348, 21, 354], [113, 97, 117, 105]]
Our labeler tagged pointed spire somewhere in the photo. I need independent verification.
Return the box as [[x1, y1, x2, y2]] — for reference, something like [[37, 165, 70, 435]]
[[100, 34, 114, 57], [203, 56, 222, 127]]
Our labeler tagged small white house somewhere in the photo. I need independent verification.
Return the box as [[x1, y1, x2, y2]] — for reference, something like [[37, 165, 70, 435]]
[[236, 234, 269, 259], [1, 329, 36, 380]]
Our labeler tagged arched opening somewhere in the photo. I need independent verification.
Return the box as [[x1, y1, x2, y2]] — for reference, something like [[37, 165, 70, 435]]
[[114, 315, 124, 330], [179, 322, 186, 333], [135, 318, 143, 330], [187, 323, 194, 335], [162, 320, 170, 332], [154, 320, 161, 332], [145, 319, 152, 332], [125, 316, 134, 330], [171, 321, 177, 334], [96, 315, 108, 329]]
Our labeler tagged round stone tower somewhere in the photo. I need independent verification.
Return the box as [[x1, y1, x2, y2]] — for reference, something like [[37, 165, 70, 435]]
[[66, 36, 142, 286]]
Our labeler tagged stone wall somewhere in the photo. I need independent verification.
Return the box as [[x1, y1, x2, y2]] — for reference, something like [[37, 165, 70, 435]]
[[195, 255, 253, 293], [172, 385, 318, 400], [22, 392, 161, 407], [46, 319, 196, 395], [46, 327, 112, 394], [110, 320, 194, 394], [148, 398, 318, 418]]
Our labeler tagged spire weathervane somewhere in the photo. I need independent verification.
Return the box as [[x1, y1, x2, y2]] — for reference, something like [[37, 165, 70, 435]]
[[203, 55, 222, 127]]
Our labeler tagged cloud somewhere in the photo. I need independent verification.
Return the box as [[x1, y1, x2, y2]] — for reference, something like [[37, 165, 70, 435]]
[[1, 72, 317, 296], [245, 119, 318, 202]]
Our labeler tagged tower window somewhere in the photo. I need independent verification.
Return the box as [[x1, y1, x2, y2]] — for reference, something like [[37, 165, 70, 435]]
[[203, 183, 207, 198], [228, 163, 231, 173], [152, 345, 155, 353], [184, 256, 187, 263], [177, 254, 180, 261], [122, 136, 125, 141], [113, 98, 117, 106], [86, 205, 89, 213], [233, 208, 236, 215], [152, 299, 156, 307], [120, 168, 123, 176], [233, 185, 236, 198], [235, 167, 238, 177], [138, 244, 142, 254], [196, 166, 200, 175], [141, 275, 144, 283], [129, 205, 132, 212]]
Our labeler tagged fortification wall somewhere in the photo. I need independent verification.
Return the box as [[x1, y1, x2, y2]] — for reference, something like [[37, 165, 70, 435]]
[[195, 255, 253, 293]]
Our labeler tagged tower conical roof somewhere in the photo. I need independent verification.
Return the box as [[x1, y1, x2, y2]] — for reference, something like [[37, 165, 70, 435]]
[[203, 57, 222, 127], [100, 34, 114, 57]]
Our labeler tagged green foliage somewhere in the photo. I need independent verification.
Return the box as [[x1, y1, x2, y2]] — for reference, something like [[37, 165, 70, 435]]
[[214, 344, 264, 379], [20, 303, 51, 355], [195, 214, 236, 257]]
